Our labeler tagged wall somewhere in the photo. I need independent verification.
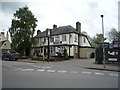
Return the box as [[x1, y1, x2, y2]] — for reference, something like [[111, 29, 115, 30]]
[[35, 33, 79, 47], [80, 36, 91, 47], [0, 33, 7, 42], [0, 41, 11, 50], [32, 32, 92, 58], [73, 46, 78, 58], [79, 48, 95, 59]]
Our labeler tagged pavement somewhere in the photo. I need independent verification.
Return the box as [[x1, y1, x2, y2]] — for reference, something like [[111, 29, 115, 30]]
[[17, 58, 119, 72]]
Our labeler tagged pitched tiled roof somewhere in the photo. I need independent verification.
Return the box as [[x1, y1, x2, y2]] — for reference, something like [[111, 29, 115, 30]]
[[36, 25, 78, 38]]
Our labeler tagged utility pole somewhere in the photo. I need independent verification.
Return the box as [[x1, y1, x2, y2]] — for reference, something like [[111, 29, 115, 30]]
[[42, 41, 44, 61], [101, 15, 106, 68]]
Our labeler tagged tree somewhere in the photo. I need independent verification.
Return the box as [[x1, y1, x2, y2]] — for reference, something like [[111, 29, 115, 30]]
[[107, 28, 120, 42], [91, 34, 105, 48], [9, 6, 38, 56]]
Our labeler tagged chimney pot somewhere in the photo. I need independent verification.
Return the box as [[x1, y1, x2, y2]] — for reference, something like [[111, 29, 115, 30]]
[[53, 24, 57, 29], [1, 32, 4, 35], [37, 30, 41, 35]]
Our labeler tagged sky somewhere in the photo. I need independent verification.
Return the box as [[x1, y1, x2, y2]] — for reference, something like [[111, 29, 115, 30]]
[[0, 0, 119, 40]]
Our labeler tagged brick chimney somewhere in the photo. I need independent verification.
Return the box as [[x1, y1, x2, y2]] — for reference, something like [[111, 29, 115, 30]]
[[1, 32, 4, 35], [53, 24, 57, 29], [76, 22, 81, 33], [37, 30, 41, 35]]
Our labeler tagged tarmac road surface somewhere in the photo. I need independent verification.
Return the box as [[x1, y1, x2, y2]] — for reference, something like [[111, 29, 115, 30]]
[[2, 60, 119, 88]]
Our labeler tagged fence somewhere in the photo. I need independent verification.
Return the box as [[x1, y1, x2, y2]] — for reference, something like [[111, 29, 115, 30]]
[[95, 48, 119, 63]]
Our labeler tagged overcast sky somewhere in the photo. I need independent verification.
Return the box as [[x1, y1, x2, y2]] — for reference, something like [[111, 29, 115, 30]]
[[0, 0, 119, 39]]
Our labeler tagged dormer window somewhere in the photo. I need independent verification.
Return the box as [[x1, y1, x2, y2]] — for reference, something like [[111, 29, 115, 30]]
[[83, 37, 86, 43]]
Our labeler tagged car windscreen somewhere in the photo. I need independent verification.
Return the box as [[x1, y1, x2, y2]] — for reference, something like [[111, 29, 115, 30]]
[[9, 50, 17, 53]]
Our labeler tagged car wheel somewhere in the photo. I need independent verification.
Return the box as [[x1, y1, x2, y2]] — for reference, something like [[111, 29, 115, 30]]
[[15, 58, 18, 61], [7, 57, 11, 61]]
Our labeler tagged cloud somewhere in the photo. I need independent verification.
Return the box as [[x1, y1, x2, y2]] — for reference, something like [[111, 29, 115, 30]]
[[0, 0, 119, 39]]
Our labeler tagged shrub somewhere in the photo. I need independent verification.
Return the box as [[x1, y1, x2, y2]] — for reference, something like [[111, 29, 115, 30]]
[[57, 52, 62, 57], [20, 56, 28, 59], [63, 48, 68, 57], [31, 55, 39, 60]]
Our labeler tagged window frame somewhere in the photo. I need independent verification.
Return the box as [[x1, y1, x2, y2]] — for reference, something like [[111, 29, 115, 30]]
[[62, 35, 66, 41]]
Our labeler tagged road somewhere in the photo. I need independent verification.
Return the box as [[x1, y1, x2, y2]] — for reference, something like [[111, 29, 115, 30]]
[[0, 59, 2, 90], [2, 60, 119, 88]]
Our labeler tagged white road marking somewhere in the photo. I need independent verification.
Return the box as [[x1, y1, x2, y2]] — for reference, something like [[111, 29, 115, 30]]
[[58, 70, 67, 73], [41, 66, 51, 69], [36, 69, 45, 72], [7, 66, 25, 71], [95, 72, 104, 75], [22, 69, 34, 71], [11, 69, 20, 71], [31, 65, 41, 68], [108, 73, 119, 77], [82, 71, 91, 74], [2, 69, 7, 71], [46, 70, 56, 72], [69, 71, 79, 74], [6, 65, 119, 77], [27, 63, 34, 64]]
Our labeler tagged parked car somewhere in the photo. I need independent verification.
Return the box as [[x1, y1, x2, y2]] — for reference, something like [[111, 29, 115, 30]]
[[2, 50, 20, 61]]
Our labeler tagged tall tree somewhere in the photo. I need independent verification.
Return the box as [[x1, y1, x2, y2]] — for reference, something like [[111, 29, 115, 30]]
[[91, 34, 105, 48], [107, 28, 120, 42], [9, 6, 38, 56]]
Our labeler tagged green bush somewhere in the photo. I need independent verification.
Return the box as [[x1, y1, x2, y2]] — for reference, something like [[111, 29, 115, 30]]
[[63, 48, 68, 57], [57, 52, 62, 57], [50, 56, 54, 59], [20, 56, 28, 59], [31, 55, 38, 58]]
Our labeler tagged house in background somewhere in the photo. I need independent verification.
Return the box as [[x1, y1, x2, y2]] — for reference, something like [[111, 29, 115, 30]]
[[0, 32, 11, 53], [31, 22, 95, 59]]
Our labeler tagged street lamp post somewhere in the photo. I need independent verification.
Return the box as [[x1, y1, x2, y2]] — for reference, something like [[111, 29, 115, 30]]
[[101, 15, 105, 68]]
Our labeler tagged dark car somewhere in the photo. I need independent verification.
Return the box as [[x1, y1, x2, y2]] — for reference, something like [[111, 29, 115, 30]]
[[2, 50, 20, 61]]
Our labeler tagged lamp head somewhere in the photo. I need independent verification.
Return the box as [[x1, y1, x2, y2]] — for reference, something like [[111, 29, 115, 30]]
[[101, 15, 104, 18]]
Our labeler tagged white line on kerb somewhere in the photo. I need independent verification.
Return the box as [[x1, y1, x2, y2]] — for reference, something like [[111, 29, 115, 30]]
[[46, 70, 56, 72], [36, 69, 45, 72], [82, 71, 91, 74], [58, 70, 67, 73], [95, 72, 104, 75]]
